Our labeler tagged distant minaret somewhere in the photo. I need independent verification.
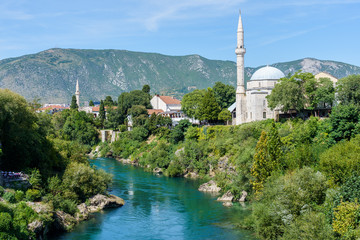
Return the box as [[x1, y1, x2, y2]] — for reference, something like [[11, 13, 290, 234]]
[[235, 11, 246, 125], [75, 79, 80, 107]]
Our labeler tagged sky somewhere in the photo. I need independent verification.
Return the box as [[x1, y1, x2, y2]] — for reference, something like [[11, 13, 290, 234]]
[[0, 0, 360, 67]]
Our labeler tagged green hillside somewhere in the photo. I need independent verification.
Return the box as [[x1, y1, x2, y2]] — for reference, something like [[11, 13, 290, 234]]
[[0, 48, 359, 103]]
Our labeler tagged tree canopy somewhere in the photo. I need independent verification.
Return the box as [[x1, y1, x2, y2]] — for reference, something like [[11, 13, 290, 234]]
[[212, 81, 236, 109], [267, 71, 335, 114], [336, 75, 360, 105]]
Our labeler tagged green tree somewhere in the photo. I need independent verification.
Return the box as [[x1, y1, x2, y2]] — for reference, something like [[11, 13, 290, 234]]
[[128, 105, 148, 127], [181, 89, 206, 119], [218, 109, 232, 123], [118, 90, 151, 116], [212, 81, 236, 109], [0, 89, 63, 174], [70, 95, 78, 110], [105, 107, 122, 130], [142, 84, 150, 94], [267, 73, 305, 113], [61, 162, 112, 201], [170, 120, 191, 144], [199, 88, 221, 122], [99, 100, 106, 127], [251, 131, 269, 194], [316, 77, 335, 109], [89, 100, 94, 106], [62, 110, 99, 145], [336, 75, 360, 105], [329, 104, 360, 142], [104, 96, 114, 106], [267, 122, 282, 169]]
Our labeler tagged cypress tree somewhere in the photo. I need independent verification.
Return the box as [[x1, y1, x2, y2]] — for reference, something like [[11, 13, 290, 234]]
[[70, 95, 78, 110], [99, 100, 106, 127]]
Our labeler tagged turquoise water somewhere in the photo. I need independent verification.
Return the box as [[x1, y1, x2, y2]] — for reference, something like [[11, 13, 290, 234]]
[[52, 158, 256, 240]]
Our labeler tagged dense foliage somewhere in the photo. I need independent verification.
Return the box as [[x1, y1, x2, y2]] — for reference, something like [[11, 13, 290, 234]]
[[0, 90, 112, 239]]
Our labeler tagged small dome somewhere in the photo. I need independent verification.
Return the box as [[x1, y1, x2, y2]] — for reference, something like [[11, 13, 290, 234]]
[[250, 66, 285, 81]]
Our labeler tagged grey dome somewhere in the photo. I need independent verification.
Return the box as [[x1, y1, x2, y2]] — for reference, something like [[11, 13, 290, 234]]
[[250, 66, 285, 81]]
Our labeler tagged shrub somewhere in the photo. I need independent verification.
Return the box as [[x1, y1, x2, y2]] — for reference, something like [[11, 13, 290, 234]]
[[62, 162, 112, 201], [3, 191, 16, 203], [12, 202, 37, 239], [0, 185, 4, 196], [0, 212, 12, 232], [319, 135, 360, 186], [339, 174, 360, 203], [166, 159, 184, 177], [59, 199, 78, 215], [14, 190, 25, 202], [332, 201, 360, 237], [281, 211, 334, 240], [29, 169, 42, 189], [26, 189, 42, 202]]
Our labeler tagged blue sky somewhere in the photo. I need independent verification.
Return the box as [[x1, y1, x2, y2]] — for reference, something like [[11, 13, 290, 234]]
[[1, 0, 360, 67]]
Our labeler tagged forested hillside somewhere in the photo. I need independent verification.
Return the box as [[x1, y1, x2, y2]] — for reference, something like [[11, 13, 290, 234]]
[[1, 48, 360, 103]]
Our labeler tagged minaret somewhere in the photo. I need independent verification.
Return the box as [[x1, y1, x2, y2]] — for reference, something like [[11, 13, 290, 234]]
[[75, 79, 80, 107], [235, 11, 246, 125]]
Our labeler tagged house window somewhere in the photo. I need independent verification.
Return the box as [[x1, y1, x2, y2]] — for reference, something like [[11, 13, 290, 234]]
[[263, 100, 266, 106], [246, 112, 248, 119], [250, 112, 252, 119], [263, 112, 266, 119], [258, 82, 261, 87]]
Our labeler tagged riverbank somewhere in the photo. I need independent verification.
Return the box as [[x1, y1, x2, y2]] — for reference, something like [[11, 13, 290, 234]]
[[0, 186, 124, 239]]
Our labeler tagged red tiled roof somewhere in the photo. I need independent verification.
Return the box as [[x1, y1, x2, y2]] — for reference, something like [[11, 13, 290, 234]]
[[158, 96, 181, 105], [148, 109, 164, 115]]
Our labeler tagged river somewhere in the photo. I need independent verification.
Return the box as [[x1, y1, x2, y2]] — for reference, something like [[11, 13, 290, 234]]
[[52, 158, 256, 240]]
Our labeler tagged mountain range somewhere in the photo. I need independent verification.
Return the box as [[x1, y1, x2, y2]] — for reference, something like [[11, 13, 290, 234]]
[[0, 48, 359, 103]]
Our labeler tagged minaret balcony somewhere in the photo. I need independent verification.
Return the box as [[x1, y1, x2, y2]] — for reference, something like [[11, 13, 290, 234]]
[[235, 48, 246, 54]]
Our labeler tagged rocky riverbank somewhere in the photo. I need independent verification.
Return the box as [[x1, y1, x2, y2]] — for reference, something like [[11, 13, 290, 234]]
[[25, 194, 124, 239]]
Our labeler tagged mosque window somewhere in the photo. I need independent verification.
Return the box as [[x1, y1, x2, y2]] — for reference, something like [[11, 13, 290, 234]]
[[263, 100, 266, 106], [263, 112, 266, 119]]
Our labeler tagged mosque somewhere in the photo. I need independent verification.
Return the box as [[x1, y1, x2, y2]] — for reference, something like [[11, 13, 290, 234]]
[[230, 12, 286, 125], [230, 12, 337, 125]]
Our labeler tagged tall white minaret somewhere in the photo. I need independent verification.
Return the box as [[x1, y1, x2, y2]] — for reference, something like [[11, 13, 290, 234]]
[[235, 11, 246, 125], [75, 79, 80, 107]]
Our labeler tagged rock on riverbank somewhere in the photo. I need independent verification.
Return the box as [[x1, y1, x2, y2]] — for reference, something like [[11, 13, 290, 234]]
[[29, 194, 124, 235], [198, 180, 221, 193]]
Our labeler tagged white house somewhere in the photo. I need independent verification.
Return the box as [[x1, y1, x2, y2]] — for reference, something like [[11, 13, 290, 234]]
[[150, 95, 182, 112]]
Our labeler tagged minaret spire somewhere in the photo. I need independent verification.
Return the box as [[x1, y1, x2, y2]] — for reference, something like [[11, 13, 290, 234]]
[[75, 79, 80, 107], [235, 10, 246, 125]]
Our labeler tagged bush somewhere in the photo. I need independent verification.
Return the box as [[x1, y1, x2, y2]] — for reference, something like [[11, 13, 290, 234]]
[[166, 159, 184, 177], [320, 135, 360, 186], [3, 191, 16, 203], [250, 167, 328, 239], [59, 199, 78, 215], [0, 185, 4, 196], [62, 162, 112, 201], [281, 211, 334, 240], [12, 202, 37, 239], [26, 189, 42, 202], [0, 212, 12, 232], [332, 201, 360, 237], [14, 190, 25, 202]]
